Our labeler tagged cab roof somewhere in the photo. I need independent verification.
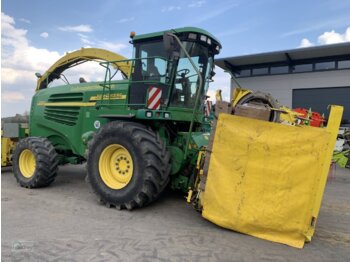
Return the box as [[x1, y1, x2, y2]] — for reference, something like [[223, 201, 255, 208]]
[[132, 27, 222, 48]]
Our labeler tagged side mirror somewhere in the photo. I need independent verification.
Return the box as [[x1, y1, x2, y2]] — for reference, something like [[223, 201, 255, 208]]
[[208, 70, 216, 80], [163, 32, 179, 56]]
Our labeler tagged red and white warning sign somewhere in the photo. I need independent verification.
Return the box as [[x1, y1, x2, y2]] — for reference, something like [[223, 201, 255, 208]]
[[147, 87, 162, 110], [205, 100, 212, 117]]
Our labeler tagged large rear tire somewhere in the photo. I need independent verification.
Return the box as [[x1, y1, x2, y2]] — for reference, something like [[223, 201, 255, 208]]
[[87, 121, 171, 210], [13, 137, 59, 188]]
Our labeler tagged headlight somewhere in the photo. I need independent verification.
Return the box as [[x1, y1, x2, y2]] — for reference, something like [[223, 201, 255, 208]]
[[188, 33, 197, 40], [200, 35, 207, 42]]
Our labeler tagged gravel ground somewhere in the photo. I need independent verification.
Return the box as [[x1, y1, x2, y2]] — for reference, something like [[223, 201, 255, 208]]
[[2, 164, 350, 261]]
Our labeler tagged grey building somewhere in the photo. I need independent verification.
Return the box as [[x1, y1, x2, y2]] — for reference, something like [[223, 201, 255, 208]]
[[215, 42, 350, 122]]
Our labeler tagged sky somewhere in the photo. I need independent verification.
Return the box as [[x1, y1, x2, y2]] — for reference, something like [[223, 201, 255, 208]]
[[1, 0, 350, 117]]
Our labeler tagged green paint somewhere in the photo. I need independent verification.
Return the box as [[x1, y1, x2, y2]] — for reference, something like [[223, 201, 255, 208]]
[[171, 175, 189, 191], [168, 146, 184, 175], [333, 150, 349, 168], [133, 27, 221, 48]]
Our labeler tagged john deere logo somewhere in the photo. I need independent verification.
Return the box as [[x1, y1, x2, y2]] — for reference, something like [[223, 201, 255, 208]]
[[94, 121, 101, 129]]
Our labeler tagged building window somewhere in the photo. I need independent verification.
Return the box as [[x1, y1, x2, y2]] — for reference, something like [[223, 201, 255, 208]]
[[252, 67, 268, 75], [239, 69, 251, 77], [292, 64, 313, 73], [233, 57, 348, 78], [338, 60, 350, 69], [315, 61, 335, 70], [270, 66, 289, 74]]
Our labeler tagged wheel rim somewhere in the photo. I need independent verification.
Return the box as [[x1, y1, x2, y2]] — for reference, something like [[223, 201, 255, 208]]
[[98, 144, 134, 189], [19, 149, 36, 178]]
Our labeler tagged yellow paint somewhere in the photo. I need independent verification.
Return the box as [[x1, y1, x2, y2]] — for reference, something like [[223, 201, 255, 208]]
[[305, 105, 343, 240], [196, 150, 205, 170], [98, 144, 134, 189], [215, 89, 222, 102], [19, 149, 36, 178], [231, 88, 252, 107], [36, 48, 131, 91], [186, 189, 193, 203], [187, 150, 206, 204], [89, 93, 126, 101], [1, 137, 15, 167], [37, 101, 96, 107], [202, 106, 343, 248], [278, 106, 302, 125]]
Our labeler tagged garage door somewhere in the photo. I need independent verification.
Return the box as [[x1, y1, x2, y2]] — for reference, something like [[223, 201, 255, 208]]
[[292, 87, 350, 122]]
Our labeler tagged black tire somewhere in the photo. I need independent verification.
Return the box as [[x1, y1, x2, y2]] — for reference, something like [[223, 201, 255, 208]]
[[235, 91, 281, 122], [13, 137, 59, 188], [87, 121, 171, 210]]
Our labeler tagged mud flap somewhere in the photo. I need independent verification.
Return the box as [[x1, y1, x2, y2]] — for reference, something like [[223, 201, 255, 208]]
[[201, 105, 343, 248]]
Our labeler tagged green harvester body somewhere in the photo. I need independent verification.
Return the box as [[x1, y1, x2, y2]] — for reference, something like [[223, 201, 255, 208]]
[[29, 27, 221, 192]]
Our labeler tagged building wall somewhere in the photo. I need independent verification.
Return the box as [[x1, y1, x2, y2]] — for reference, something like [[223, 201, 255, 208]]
[[231, 69, 350, 108]]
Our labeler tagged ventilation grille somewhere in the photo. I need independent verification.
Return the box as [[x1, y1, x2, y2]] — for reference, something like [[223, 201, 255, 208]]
[[44, 93, 83, 126], [48, 92, 83, 102], [44, 106, 80, 126]]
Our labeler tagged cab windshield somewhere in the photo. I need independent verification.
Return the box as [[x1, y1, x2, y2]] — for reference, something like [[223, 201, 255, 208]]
[[131, 39, 212, 109], [170, 41, 210, 108]]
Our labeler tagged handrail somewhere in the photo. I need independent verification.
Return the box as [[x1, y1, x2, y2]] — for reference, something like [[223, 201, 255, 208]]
[[99, 56, 169, 66], [165, 33, 204, 160], [99, 56, 170, 106]]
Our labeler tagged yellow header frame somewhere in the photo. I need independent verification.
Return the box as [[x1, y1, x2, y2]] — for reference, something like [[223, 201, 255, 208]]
[[36, 48, 131, 91]]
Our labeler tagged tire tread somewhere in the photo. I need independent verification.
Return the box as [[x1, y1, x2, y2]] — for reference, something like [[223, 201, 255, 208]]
[[87, 121, 171, 210], [13, 137, 58, 188]]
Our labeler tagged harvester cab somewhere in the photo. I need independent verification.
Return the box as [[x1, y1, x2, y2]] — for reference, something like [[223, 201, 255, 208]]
[[127, 29, 220, 112]]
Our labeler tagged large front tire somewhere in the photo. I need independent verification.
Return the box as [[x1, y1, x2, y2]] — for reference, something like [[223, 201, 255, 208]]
[[87, 121, 171, 210], [13, 137, 59, 188]]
